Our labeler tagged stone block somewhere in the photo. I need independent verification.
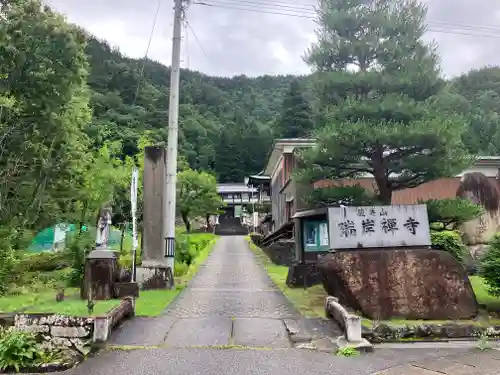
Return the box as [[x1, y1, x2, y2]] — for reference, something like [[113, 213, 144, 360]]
[[318, 249, 478, 320], [50, 326, 90, 338], [114, 282, 139, 298]]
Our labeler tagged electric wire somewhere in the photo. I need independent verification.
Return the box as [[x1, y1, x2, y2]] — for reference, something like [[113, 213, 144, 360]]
[[193, 0, 500, 39], [132, 0, 162, 106], [185, 18, 210, 60]]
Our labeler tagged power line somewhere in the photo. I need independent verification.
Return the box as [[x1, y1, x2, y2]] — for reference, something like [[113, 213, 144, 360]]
[[132, 0, 162, 106], [194, 0, 500, 39], [185, 18, 210, 60]]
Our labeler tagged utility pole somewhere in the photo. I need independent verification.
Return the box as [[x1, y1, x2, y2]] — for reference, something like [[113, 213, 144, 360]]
[[164, 0, 187, 273]]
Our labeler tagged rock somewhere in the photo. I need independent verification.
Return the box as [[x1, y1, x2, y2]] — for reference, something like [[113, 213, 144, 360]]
[[318, 249, 478, 320], [286, 263, 322, 288]]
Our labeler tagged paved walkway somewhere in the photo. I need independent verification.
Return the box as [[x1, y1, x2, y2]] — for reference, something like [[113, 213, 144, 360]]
[[59, 236, 499, 374]]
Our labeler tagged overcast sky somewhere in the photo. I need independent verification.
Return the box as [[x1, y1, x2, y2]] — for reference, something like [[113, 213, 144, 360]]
[[44, 0, 500, 78]]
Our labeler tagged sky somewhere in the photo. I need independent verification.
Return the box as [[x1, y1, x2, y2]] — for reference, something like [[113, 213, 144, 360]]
[[44, 0, 500, 78]]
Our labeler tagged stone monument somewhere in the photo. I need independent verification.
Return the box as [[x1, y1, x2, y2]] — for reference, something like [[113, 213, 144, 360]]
[[81, 207, 120, 300], [318, 204, 478, 320], [139, 146, 173, 289]]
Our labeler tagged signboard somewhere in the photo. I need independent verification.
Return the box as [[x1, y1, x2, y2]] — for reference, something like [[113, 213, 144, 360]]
[[328, 204, 431, 250]]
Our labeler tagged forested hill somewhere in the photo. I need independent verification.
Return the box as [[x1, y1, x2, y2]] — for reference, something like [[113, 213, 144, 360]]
[[84, 37, 309, 182]]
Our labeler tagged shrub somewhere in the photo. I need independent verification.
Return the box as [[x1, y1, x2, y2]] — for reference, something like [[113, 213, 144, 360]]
[[0, 242, 15, 296], [430, 230, 466, 262], [0, 328, 40, 372], [174, 261, 189, 277], [481, 233, 500, 297], [16, 251, 70, 273], [65, 231, 95, 287]]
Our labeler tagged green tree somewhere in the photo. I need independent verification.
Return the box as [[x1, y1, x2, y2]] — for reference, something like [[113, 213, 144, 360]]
[[0, 0, 92, 231], [177, 169, 221, 231], [298, 0, 472, 204], [276, 79, 314, 138]]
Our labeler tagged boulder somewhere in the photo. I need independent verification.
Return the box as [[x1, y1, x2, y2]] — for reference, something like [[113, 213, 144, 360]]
[[317, 249, 478, 320]]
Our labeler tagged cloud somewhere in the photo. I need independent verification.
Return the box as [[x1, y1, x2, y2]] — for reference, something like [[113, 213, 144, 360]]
[[45, 0, 500, 78]]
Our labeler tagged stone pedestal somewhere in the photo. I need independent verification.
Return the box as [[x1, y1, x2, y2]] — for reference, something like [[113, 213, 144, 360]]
[[81, 249, 120, 300]]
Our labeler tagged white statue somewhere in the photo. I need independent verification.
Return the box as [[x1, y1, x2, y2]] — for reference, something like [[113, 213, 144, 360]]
[[95, 208, 112, 248]]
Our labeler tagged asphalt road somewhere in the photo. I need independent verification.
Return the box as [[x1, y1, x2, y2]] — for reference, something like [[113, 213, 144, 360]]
[[59, 236, 480, 375]]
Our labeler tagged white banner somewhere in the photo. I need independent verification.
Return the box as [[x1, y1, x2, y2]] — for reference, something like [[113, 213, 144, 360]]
[[130, 167, 139, 281]]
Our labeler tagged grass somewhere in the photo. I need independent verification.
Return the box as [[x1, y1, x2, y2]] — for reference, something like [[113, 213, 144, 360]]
[[0, 288, 121, 316], [246, 237, 327, 318], [1, 231, 218, 318], [470, 275, 500, 311], [134, 233, 218, 316]]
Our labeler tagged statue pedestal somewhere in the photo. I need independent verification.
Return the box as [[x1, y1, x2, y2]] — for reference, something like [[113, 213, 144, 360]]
[[81, 249, 120, 300]]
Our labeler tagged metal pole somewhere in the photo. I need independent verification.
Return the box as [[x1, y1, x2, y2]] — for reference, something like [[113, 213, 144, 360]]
[[164, 0, 186, 273]]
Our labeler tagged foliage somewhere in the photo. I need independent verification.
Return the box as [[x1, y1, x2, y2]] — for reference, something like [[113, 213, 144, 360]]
[[298, 0, 473, 204], [0, 328, 41, 372], [0, 0, 92, 230], [15, 252, 70, 273], [174, 232, 214, 267], [430, 230, 465, 263], [303, 185, 378, 208], [336, 347, 360, 357], [65, 231, 95, 287], [177, 168, 222, 232], [480, 233, 500, 297], [422, 198, 484, 230], [275, 79, 314, 138], [0, 233, 15, 296]]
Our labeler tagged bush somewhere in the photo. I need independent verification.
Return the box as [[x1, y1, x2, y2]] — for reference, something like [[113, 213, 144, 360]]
[[431, 230, 466, 262], [481, 233, 500, 297], [175, 233, 214, 266], [0, 241, 15, 296], [0, 328, 40, 372], [0, 327, 63, 372], [174, 261, 189, 277], [16, 251, 70, 273], [65, 231, 95, 287]]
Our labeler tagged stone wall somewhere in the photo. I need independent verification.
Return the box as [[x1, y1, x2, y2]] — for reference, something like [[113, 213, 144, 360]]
[[0, 298, 135, 351], [13, 314, 94, 354], [318, 249, 478, 320]]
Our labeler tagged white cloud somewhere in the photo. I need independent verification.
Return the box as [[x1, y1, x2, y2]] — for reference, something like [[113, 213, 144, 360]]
[[45, 0, 500, 78]]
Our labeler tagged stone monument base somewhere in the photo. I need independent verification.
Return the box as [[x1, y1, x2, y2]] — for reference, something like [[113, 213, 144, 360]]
[[317, 249, 478, 320], [136, 266, 174, 290]]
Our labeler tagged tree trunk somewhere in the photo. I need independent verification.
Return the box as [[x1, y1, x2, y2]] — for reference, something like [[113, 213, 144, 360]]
[[372, 148, 392, 205], [205, 214, 210, 231], [181, 211, 191, 232]]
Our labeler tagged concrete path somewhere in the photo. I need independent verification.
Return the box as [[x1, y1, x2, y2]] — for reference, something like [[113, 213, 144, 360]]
[[59, 236, 497, 374]]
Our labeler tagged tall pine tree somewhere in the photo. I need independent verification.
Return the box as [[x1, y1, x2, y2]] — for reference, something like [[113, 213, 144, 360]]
[[298, 0, 473, 204], [276, 80, 314, 138]]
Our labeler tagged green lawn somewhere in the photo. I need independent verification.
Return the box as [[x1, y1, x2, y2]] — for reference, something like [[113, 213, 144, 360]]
[[246, 238, 327, 318], [0, 288, 120, 316], [1, 232, 218, 318]]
